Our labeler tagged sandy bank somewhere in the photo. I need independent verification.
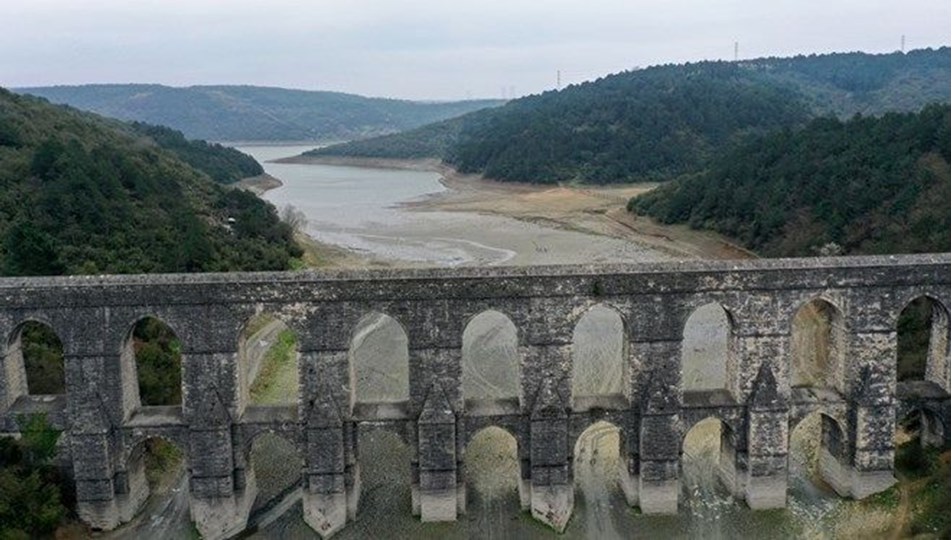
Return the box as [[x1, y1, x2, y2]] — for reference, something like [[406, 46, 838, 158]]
[[272, 154, 442, 171], [407, 165, 756, 261], [234, 173, 283, 195]]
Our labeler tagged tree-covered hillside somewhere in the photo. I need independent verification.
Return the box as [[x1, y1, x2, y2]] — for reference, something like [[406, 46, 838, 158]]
[[629, 105, 951, 257], [0, 88, 301, 276], [311, 48, 950, 185], [17, 84, 503, 142], [737, 48, 951, 117], [304, 116, 466, 160], [129, 122, 263, 184]]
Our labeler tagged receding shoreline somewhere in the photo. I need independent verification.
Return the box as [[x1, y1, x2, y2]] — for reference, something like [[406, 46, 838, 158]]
[[258, 152, 755, 265], [272, 154, 442, 172], [234, 173, 283, 195]]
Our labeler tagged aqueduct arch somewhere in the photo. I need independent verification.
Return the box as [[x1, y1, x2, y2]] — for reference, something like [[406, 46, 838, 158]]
[[0, 254, 947, 539]]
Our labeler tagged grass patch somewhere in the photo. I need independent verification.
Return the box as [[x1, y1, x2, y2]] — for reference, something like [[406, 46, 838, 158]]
[[892, 441, 951, 538], [908, 448, 950, 537], [294, 232, 339, 268], [249, 329, 299, 405], [864, 485, 900, 509]]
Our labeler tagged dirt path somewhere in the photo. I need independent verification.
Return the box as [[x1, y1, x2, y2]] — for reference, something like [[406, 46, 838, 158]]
[[888, 475, 930, 540]]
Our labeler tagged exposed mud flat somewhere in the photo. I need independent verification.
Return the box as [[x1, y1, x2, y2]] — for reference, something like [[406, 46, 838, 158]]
[[238, 148, 756, 269]]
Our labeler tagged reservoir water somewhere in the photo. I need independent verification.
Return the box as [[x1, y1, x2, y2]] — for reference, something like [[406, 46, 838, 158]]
[[236, 145, 670, 267]]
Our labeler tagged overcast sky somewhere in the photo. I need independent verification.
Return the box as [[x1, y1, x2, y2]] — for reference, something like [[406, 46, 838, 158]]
[[1, 0, 948, 101]]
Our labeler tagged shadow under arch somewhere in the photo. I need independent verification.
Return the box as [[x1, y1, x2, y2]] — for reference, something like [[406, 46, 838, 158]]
[[896, 295, 950, 388], [462, 309, 521, 407], [236, 312, 300, 410], [2, 319, 66, 411], [571, 303, 628, 410], [681, 301, 735, 394], [680, 416, 739, 506], [119, 315, 184, 420], [790, 297, 847, 394], [788, 411, 849, 498], [349, 311, 410, 413], [897, 404, 947, 450]]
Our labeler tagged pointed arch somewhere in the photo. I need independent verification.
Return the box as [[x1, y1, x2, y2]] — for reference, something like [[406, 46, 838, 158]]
[[791, 298, 847, 393], [3, 320, 65, 408], [349, 312, 409, 408], [247, 432, 304, 513], [237, 312, 300, 408], [463, 426, 522, 512], [119, 436, 186, 521], [896, 295, 949, 388], [571, 303, 627, 407], [788, 411, 848, 497], [573, 420, 627, 502], [681, 302, 734, 393], [120, 316, 183, 419], [681, 417, 738, 502], [462, 310, 520, 404]]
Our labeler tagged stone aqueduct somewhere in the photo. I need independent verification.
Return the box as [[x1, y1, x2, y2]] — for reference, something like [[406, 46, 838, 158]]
[[0, 254, 949, 539]]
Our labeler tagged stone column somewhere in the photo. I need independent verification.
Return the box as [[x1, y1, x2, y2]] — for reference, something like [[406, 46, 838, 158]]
[[72, 389, 123, 530], [417, 381, 458, 522], [846, 364, 896, 498], [186, 386, 253, 540], [528, 379, 573, 532], [745, 362, 788, 509], [303, 372, 349, 538], [638, 369, 679, 514], [618, 410, 641, 506]]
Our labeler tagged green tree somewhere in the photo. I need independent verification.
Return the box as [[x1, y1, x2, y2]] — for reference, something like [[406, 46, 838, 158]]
[[2, 221, 64, 276], [0, 414, 66, 538]]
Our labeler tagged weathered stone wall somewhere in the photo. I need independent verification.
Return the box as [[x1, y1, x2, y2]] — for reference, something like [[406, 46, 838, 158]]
[[0, 254, 948, 538]]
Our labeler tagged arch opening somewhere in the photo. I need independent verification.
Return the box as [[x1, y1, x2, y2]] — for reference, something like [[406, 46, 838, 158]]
[[122, 317, 183, 410], [462, 311, 520, 405], [791, 299, 846, 393], [238, 313, 300, 407], [897, 407, 947, 451], [349, 312, 409, 409], [6, 321, 65, 399], [463, 426, 522, 520], [572, 420, 627, 534], [248, 432, 303, 514], [356, 425, 412, 520], [682, 303, 731, 393], [681, 417, 736, 504], [571, 305, 626, 408], [897, 296, 950, 387], [122, 436, 186, 520], [788, 412, 847, 498]]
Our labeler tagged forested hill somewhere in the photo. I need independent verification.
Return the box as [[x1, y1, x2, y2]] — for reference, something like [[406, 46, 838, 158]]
[[310, 47, 950, 184], [129, 122, 263, 184], [16, 84, 503, 142], [629, 104, 951, 257], [736, 48, 951, 117], [0, 88, 301, 276]]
